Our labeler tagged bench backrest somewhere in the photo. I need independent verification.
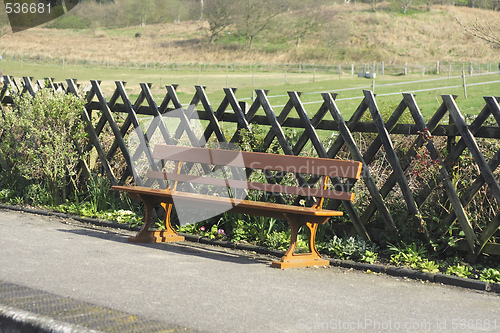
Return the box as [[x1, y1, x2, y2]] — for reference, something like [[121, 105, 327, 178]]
[[147, 144, 362, 207]]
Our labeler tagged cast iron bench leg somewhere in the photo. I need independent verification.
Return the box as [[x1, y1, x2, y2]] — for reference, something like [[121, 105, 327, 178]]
[[128, 196, 185, 243], [272, 214, 330, 269]]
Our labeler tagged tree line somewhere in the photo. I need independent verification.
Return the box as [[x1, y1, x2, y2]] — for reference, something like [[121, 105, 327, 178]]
[[67, 0, 500, 31], [46, 0, 498, 49]]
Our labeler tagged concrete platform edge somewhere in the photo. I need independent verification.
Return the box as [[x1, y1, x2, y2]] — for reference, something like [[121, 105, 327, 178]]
[[0, 303, 96, 333]]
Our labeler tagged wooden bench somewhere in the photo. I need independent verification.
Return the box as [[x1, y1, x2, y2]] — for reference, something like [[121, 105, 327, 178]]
[[112, 144, 362, 269]]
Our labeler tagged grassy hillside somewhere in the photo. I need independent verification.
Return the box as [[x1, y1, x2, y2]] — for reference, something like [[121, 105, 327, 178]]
[[0, 4, 500, 66]]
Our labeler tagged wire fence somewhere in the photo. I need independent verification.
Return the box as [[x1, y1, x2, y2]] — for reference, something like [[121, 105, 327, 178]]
[[265, 72, 500, 107], [3, 53, 499, 77]]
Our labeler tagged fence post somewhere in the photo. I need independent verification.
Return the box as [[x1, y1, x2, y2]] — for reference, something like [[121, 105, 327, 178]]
[[462, 70, 467, 99], [381, 61, 384, 75], [197, 63, 201, 84], [351, 64, 354, 75], [404, 63, 407, 75], [252, 65, 255, 90], [436, 61, 439, 75]]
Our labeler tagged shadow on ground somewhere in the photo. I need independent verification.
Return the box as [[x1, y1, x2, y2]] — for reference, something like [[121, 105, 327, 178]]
[[57, 227, 273, 266]]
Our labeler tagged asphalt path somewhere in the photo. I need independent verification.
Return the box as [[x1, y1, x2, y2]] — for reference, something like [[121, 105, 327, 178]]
[[1, 208, 499, 332]]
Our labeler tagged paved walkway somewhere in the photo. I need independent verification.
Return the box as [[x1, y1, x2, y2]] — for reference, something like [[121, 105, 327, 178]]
[[1, 208, 500, 332]]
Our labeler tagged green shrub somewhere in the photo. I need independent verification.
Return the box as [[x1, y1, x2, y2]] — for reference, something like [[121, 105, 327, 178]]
[[48, 15, 89, 29], [479, 268, 500, 283], [326, 235, 378, 263], [446, 264, 472, 278], [0, 88, 87, 205]]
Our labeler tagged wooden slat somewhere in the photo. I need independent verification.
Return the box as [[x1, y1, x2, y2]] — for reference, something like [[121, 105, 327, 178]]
[[223, 87, 255, 144], [357, 99, 415, 223], [288, 91, 328, 158], [323, 92, 396, 233], [224, 87, 250, 130], [288, 91, 368, 239], [416, 100, 490, 208], [196, 85, 226, 144], [116, 86, 150, 184], [107, 83, 145, 162], [261, 94, 295, 151], [364, 90, 426, 233], [1, 76, 12, 97], [245, 90, 268, 122], [55, 79, 91, 183], [474, 96, 500, 254], [158, 83, 176, 113], [200, 88, 233, 144], [163, 110, 500, 139], [326, 97, 369, 159], [146, 170, 355, 201], [44, 77, 56, 92], [257, 90, 296, 155], [362, 99, 408, 165], [166, 85, 202, 144], [147, 170, 354, 201], [111, 185, 343, 220], [443, 95, 500, 202], [0, 76, 12, 104], [126, 84, 174, 186], [91, 80, 141, 185], [22, 77, 36, 97], [115, 81, 166, 188], [404, 93, 477, 251], [140, 83, 175, 145], [152, 144, 362, 179], [359, 100, 451, 225], [67, 79, 118, 185], [292, 95, 334, 156]]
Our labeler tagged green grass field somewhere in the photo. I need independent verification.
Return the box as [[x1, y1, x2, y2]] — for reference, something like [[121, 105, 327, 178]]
[[3, 58, 500, 121]]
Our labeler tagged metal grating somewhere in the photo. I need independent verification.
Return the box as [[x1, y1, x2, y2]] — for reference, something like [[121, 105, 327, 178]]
[[0, 280, 194, 332]]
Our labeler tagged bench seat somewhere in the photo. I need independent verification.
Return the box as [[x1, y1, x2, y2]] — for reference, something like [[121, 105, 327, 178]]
[[112, 185, 343, 220]]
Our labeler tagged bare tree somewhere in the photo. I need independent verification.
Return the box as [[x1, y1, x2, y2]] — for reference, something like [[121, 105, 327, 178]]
[[457, 17, 500, 46], [205, 0, 235, 43], [401, 0, 412, 13], [233, 0, 286, 49], [287, 1, 327, 48]]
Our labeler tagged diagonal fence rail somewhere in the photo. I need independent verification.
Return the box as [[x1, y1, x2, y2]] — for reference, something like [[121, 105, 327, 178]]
[[1, 76, 499, 259]]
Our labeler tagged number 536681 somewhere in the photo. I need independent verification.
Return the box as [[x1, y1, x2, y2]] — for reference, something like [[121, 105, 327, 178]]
[[5, 2, 51, 14]]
